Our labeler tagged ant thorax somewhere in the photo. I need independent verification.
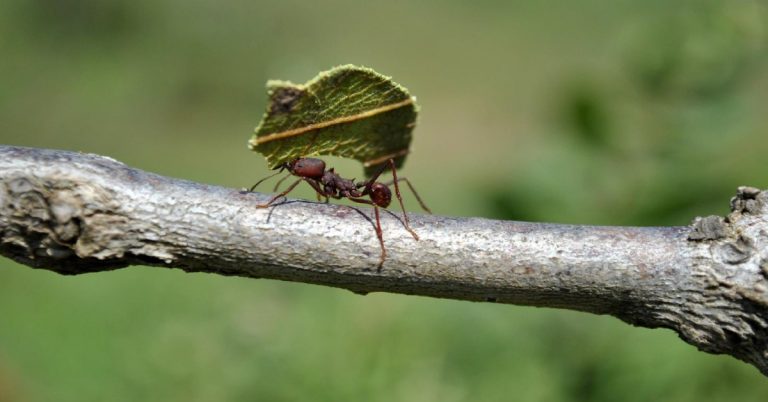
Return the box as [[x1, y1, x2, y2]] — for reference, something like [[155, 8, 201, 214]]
[[321, 169, 357, 193]]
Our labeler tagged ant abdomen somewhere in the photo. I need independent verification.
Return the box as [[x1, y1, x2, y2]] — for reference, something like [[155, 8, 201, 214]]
[[370, 182, 391, 208], [290, 158, 325, 180]]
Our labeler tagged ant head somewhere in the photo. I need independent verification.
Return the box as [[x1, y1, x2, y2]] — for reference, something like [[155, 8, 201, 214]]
[[370, 182, 391, 208], [288, 158, 325, 180]]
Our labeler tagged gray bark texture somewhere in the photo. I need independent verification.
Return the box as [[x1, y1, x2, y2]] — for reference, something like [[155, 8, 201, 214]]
[[1, 145, 767, 375]]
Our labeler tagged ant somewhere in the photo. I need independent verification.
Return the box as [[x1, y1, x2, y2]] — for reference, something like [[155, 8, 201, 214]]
[[249, 157, 431, 269]]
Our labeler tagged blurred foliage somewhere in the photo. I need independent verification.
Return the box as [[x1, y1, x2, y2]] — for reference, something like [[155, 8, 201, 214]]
[[17, 0, 138, 44], [2, 0, 768, 401], [559, 85, 612, 149], [626, 1, 767, 99], [486, 1, 768, 226]]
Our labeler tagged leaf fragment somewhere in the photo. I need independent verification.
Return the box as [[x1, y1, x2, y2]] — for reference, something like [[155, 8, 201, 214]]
[[249, 65, 419, 176]]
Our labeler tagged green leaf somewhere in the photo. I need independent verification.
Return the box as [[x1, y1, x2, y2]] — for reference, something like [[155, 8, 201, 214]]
[[248, 65, 419, 176]]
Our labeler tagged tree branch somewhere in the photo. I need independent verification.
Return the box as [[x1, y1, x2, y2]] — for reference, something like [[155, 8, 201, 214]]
[[1, 145, 767, 375]]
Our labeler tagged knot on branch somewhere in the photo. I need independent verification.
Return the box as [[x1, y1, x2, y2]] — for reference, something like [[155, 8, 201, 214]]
[[0, 174, 129, 273], [730, 186, 767, 216], [688, 187, 768, 280], [683, 186, 768, 373], [689, 187, 768, 242]]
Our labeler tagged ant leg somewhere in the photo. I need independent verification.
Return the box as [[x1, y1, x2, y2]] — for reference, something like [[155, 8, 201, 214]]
[[348, 197, 386, 270], [373, 206, 385, 270], [386, 159, 420, 241], [255, 179, 303, 208], [248, 168, 284, 192], [288, 177, 335, 203], [383, 177, 432, 214], [300, 178, 332, 201], [315, 191, 331, 203], [272, 173, 292, 192], [359, 162, 388, 193]]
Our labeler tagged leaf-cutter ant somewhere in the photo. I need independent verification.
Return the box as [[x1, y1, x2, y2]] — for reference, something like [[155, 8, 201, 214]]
[[249, 158, 431, 269]]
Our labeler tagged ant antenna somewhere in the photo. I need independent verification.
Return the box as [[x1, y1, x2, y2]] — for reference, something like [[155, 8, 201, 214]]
[[248, 166, 285, 192], [272, 173, 292, 192]]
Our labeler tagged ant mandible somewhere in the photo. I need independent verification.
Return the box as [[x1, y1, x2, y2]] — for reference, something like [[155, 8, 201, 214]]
[[249, 157, 431, 269]]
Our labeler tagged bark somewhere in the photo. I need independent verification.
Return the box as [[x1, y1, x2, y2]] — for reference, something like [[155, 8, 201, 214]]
[[1, 145, 767, 375]]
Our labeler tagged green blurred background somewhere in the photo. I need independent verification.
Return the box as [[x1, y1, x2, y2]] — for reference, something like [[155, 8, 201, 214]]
[[2, 0, 768, 400]]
